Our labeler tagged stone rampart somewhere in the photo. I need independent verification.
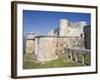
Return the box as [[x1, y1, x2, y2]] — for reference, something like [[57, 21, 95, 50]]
[[34, 36, 85, 62]]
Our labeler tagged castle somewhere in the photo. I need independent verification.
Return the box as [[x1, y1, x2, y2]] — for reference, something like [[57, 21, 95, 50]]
[[25, 19, 90, 62]]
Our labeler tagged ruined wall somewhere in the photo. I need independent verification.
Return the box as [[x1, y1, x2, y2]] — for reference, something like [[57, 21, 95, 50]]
[[25, 39, 35, 54], [35, 36, 85, 62], [25, 32, 36, 54], [59, 19, 86, 37], [35, 37, 58, 62], [56, 36, 85, 58]]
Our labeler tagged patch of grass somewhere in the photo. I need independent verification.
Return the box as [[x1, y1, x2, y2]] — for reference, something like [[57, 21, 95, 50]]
[[23, 54, 84, 69], [84, 54, 91, 65]]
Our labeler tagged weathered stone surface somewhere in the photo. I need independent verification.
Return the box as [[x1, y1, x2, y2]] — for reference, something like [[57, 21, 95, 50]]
[[48, 19, 86, 37], [25, 32, 36, 54], [34, 36, 85, 62], [35, 37, 58, 62], [25, 40, 35, 54]]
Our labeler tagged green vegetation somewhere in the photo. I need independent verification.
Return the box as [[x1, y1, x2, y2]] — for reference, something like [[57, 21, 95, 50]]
[[23, 54, 87, 69], [84, 54, 91, 65]]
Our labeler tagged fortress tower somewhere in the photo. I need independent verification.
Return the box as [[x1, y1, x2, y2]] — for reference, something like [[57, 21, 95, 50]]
[[59, 19, 69, 36], [25, 32, 36, 54]]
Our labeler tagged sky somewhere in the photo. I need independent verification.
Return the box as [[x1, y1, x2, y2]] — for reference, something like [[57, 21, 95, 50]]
[[23, 10, 91, 35]]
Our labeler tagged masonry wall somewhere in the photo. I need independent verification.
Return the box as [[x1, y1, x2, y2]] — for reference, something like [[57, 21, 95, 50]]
[[35, 36, 85, 62], [59, 19, 69, 36], [35, 37, 58, 62], [59, 19, 86, 37], [25, 39, 35, 54]]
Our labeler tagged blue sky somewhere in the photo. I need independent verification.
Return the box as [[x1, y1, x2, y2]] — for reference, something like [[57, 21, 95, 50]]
[[23, 10, 91, 35]]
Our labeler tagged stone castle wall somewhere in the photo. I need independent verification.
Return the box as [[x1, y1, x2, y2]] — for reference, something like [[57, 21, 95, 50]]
[[25, 39, 35, 54], [34, 36, 85, 62], [35, 37, 58, 62], [59, 19, 86, 37], [25, 19, 89, 62]]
